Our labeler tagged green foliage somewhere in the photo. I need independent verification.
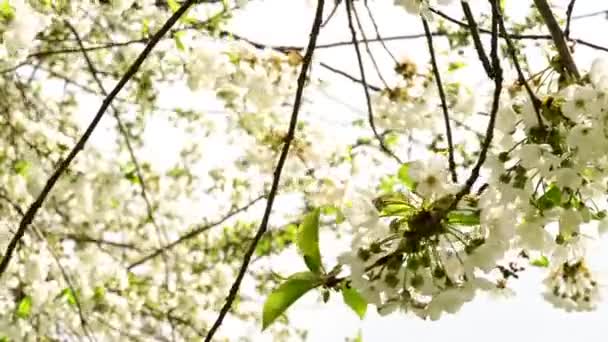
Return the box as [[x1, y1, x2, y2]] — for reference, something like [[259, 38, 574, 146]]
[[255, 223, 298, 257], [297, 208, 323, 274], [447, 210, 481, 226], [59, 288, 78, 306], [262, 272, 321, 330], [12, 160, 29, 176], [167, 0, 180, 12], [537, 185, 562, 210], [341, 282, 367, 319], [15, 296, 32, 319], [173, 31, 186, 51], [397, 163, 415, 191], [531, 255, 550, 268], [0, 0, 14, 21]]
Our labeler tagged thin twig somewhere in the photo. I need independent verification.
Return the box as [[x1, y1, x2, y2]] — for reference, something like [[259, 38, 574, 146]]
[[127, 195, 265, 270], [203, 1, 325, 340], [319, 62, 383, 91], [363, 2, 398, 64], [533, 0, 580, 80], [422, 17, 458, 182], [321, 0, 342, 27], [351, 4, 390, 88], [572, 9, 608, 20], [452, 0, 504, 208], [564, 0, 577, 39], [345, 0, 403, 165], [494, 6, 544, 127], [461, 1, 493, 78], [430, 7, 608, 54], [0, 0, 198, 279]]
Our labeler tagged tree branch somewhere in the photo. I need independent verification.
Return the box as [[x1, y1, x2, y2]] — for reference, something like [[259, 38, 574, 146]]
[[452, 0, 504, 207], [345, 0, 403, 165], [422, 17, 458, 182], [533, 0, 581, 80], [564, 0, 577, 39], [461, 1, 493, 78], [494, 6, 544, 127], [127, 195, 265, 270], [203, 1, 325, 340]]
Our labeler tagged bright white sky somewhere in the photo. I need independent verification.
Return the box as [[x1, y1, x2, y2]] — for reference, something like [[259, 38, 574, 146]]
[[76, 0, 608, 341]]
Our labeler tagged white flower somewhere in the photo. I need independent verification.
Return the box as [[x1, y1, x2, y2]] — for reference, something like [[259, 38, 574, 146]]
[[408, 156, 456, 200], [551, 168, 581, 189], [107, 0, 135, 13], [543, 258, 600, 311], [342, 187, 380, 230], [567, 125, 605, 161], [590, 57, 608, 90], [2, 0, 50, 55], [496, 103, 518, 133], [559, 209, 582, 238], [517, 144, 559, 174], [394, 0, 427, 15], [426, 284, 474, 320], [186, 42, 234, 91], [560, 85, 596, 122]]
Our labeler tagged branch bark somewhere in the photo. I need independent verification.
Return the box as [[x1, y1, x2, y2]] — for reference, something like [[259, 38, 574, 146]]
[[202, 1, 326, 340], [533, 0, 581, 80]]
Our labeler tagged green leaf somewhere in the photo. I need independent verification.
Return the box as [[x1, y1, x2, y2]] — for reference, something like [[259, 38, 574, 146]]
[[0, 0, 14, 20], [341, 282, 367, 319], [448, 61, 466, 71], [538, 185, 561, 210], [397, 163, 415, 190], [15, 296, 32, 319], [13, 160, 29, 176], [531, 255, 550, 268], [447, 210, 481, 226], [173, 31, 186, 51], [262, 272, 321, 330], [60, 288, 78, 306], [353, 330, 363, 342], [167, 0, 179, 12], [141, 18, 150, 36], [297, 209, 323, 274]]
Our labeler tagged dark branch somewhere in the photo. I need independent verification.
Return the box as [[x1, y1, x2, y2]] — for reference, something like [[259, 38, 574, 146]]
[[533, 0, 580, 80], [452, 0, 504, 208], [345, 0, 403, 165], [461, 1, 493, 78], [564, 0, 577, 39], [203, 1, 325, 340], [494, 6, 544, 127], [422, 17, 458, 182]]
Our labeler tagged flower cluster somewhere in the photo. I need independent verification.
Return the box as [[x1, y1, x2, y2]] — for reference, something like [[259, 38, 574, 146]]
[[335, 58, 608, 317], [394, 0, 457, 16], [338, 156, 508, 320]]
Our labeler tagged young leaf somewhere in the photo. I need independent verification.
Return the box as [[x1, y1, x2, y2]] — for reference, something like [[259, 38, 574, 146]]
[[531, 255, 549, 268], [297, 209, 323, 274], [341, 282, 367, 319], [397, 163, 415, 190], [262, 272, 321, 330], [537, 185, 561, 210], [447, 210, 481, 226], [15, 296, 32, 319]]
